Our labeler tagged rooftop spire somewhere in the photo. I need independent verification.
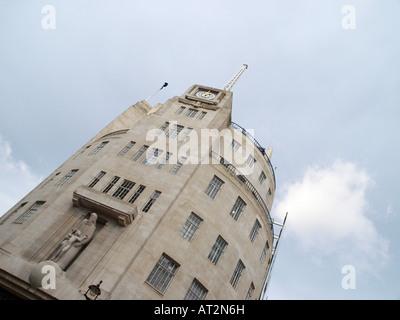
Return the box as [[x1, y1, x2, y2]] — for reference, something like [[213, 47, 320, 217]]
[[222, 64, 248, 91]]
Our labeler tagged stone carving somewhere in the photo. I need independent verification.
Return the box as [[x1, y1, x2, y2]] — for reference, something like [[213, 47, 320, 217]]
[[51, 213, 98, 270]]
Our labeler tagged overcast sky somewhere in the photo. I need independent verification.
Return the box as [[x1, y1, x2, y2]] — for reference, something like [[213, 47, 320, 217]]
[[0, 0, 399, 299]]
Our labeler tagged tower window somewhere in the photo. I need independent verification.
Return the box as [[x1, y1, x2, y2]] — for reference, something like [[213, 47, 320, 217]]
[[205, 176, 224, 199], [185, 108, 198, 118], [14, 201, 45, 224], [231, 140, 241, 152], [56, 169, 78, 187], [170, 156, 187, 174], [146, 253, 180, 294], [166, 124, 184, 139], [118, 141, 136, 157], [249, 219, 262, 243], [178, 127, 193, 142], [112, 179, 135, 200], [184, 279, 208, 300], [131, 145, 149, 161], [245, 282, 255, 300], [176, 106, 185, 114], [208, 236, 228, 265], [142, 148, 163, 166], [179, 212, 203, 242], [259, 171, 266, 184], [156, 152, 172, 169], [0, 202, 27, 224], [157, 122, 169, 135], [230, 197, 246, 221], [142, 191, 161, 212], [246, 154, 255, 167], [266, 188, 272, 201], [230, 260, 245, 289], [260, 241, 270, 262], [102, 176, 120, 193], [89, 141, 109, 155], [87, 171, 106, 188], [198, 111, 207, 120], [128, 185, 146, 203]]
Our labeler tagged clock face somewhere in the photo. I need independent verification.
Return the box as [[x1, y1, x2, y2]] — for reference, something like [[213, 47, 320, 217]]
[[195, 90, 216, 100]]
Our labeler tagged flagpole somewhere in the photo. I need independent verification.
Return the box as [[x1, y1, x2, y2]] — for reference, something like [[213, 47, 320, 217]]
[[145, 82, 168, 102]]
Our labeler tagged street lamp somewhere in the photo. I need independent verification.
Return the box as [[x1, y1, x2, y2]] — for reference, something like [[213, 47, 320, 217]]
[[84, 281, 102, 300]]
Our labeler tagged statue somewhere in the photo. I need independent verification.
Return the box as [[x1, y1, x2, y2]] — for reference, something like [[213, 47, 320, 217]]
[[51, 213, 98, 270]]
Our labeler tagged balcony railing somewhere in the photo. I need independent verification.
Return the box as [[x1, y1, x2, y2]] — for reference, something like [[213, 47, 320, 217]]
[[230, 122, 276, 189], [210, 151, 273, 231]]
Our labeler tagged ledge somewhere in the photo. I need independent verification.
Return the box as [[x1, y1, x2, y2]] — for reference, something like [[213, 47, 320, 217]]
[[72, 186, 138, 227]]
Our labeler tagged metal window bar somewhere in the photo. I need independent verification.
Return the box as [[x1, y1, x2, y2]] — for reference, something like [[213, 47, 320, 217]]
[[230, 197, 246, 221], [205, 175, 224, 200], [166, 124, 184, 139], [146, 254, 179, 294], [176, 106, 185, 114], [179, 212, 203, 241], [142, 148, 163, 166], [230, 260, 245, 288], [131, 145, 148, 161], [89, 141, 109, 155], [245, 283, 255, 300], [56, 169, 78, 187], [185, 108, 198, 118], [142, 191, 161, 212], [118, 141, 135, 157], [249, 219, 262, 243], [156, 152, 172, 169], [15, 201, 45, 223], [128, 185, 146, 203], [198, 111, 207, 120], [184, 279, 208, 300], [178, 128, 193, 142], [102, 176, 120, 193], [171, 156, 187, 174], [87, 171, 106, 188], [208, 236, 227, 265], [157, 122, 169, 135], [112, 179, 135, 200]]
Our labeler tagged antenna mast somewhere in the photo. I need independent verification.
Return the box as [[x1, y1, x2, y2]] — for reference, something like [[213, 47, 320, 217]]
[[222, 64, 248, 91]]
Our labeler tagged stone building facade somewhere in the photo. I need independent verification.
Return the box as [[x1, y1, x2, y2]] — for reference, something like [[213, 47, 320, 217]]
[[0, 84, 276, 300]]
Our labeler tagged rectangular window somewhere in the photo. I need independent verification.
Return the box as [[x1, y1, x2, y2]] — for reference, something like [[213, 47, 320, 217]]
[[146, 254, 180, 294], [245, 282, 255, 300], [142, 148, 163, 166], [15, 201, 45, 223], [118, 141, 135, 157], [131, 145, 148, 161], [260, 241, 270, 262], [142, 191, 161, 212], [259, 171, 266, 184], [246, 154, 255, 167], [178, 127, 193, 142], [157, 122, 169, 135], [179, 212, 203, 242], [231, 140, 241, 152], [230, 260, 245, 289], [249, 219, 262, 243], [1, 202, 27, 224], [185, 108, 198, 118], [89, 141, 109, 155], [266, 188, 272, 201], [176, 106, 185, 114], [205, 176, 224, 199], [208, 236, 228, 265], [184, 279, 208, 300], [128, 185, 146, 203], [102, 176, 120, 193], [56, 169, 78, 187], [87, 171, 106, 188], [170, 156, 187, 174], [166, 124, 184, 139], [198, 111, 207, 120], [230, 197, 246, 221], [156, 152, 172, 169], [112, 179, 135, 200]]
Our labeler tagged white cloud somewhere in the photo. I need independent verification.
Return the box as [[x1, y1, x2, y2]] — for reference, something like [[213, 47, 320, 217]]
[[0, 135, 43, 216], [274, 159, 390, 274]]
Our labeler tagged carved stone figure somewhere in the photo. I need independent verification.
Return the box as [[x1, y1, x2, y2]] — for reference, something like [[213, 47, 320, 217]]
[[51, 213, 98, 270]]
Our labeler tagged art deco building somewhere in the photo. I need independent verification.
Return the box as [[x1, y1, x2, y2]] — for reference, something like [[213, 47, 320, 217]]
[[0, 77, 280, 300]]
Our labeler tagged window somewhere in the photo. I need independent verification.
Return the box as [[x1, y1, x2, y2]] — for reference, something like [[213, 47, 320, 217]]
[[259, 171, 266, 184], [89, 141, 109, 155], [146, 254, 180, 294], [112, 179, 135, 200], [178, 128, 193, 142], [249, 219, 262, 243], [142, 148, 163, 166], [179, 212, 203, 242], [231, 140, 241, 152], [1, 202, 27, 224], [166, 124, 184, 139], [102, 176, 120, 193], [198, 111, 207, 120], [131, 145, 148, 161], [157, 122, 169, 135], [246, 154, 255, 167], [266, 188, 272, 201], [230, 260, 245, 289], [245, 283, 255, 300], [15, 201, 45, 223], [205, 176, 224, 199], [56, 169, 78, 187], [208, 236, 228, 265], [260, 241, 270, 262], [142, 191, 161, 212], [156, 152, 172, 169], [170, 156, 187, 174], [87, 171, 106, 188], [128, 185, 146, 203], [118, 141, 135, 157], [184, 279, 208, 300], [230, 197, 246, 221], [176, 106, 185, 114], [185, 108, 198, 118]]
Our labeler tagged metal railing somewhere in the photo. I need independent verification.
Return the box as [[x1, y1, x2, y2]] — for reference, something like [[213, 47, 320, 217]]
[[230, 122, 276, 189], [210, 151, 273, 231]]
